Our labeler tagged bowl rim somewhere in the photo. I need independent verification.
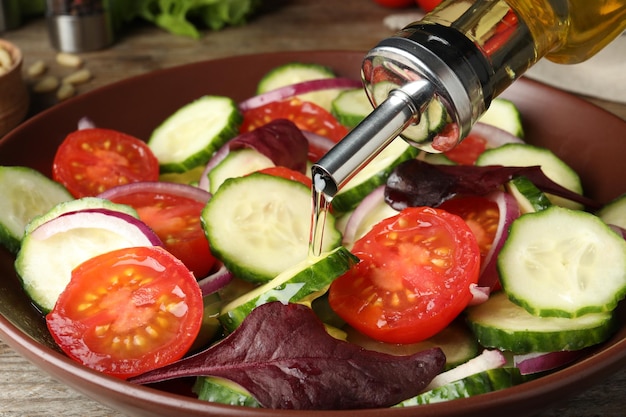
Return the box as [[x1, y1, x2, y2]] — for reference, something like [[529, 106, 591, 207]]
[[0, 49, 625, 417]]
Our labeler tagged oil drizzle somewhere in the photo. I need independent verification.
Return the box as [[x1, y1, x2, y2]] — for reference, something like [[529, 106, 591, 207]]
[[309, 175, 333, 258]]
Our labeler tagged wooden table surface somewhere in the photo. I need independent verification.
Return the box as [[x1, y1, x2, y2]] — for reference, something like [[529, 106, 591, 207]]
[[1, 1, 625, 416]]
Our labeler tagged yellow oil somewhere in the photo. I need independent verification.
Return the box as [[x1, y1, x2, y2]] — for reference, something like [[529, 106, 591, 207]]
[[423, 0, 626, 97]]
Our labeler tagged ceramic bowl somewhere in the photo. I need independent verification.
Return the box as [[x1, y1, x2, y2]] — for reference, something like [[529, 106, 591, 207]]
[[0, 50, 625, 417]]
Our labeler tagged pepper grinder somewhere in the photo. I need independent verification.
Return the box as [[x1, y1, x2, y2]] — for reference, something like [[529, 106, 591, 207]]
[[46, 0, 114, 52]]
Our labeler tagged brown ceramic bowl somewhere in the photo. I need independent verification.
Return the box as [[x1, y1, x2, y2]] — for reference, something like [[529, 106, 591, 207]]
[[0, 51, 625, 417], [0, 39, 29, 137]]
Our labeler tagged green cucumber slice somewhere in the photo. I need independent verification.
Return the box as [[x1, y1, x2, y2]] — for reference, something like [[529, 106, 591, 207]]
[[346, 319, 479, 370], [498, 206, 626, 318], [330, 88, 373, 128], [256, 62, 338, 110], [394, 367, 525, 406], [506, 176, 552, 213], [331, 137, 419, 213], [478, 98, 524, 138], [219, 246, 359, 332], [193, 376, 260, 407], [476, 143, 583, 209], [0, 166, 73, 254], [466, 292, 618, 353], [148, 95, 242, 173], [597, 194, 626, 229], [201, 172, 342, 283], [207, 148, 274, 194]]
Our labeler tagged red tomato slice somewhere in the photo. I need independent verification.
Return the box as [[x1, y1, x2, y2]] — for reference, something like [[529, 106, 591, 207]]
[[240, 98, 349, 162], [52, 128, 160, 198], [438, 196, 500, 265], [108, 190, 217, 278], [46, 246, 203, 379], [329, 207, 480, 344], [443, 133, 488, 165], [257, 166, 312, 188]]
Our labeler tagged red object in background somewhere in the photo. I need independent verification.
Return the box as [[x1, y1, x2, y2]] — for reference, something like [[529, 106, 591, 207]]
[[373, 0, 414, 8], [415, 0, 443, 12]]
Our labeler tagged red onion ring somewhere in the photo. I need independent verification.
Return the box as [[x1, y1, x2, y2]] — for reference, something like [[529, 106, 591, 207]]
[[478, 190, 521, 289], [470, 122, 525, 148], [98, 181, 211, 205], [197, 263, 234, 297], [342, 186, 399, 247], [514, 349, 588, 375], [426, 349, 507, 391], [238, 78, 362, 112]]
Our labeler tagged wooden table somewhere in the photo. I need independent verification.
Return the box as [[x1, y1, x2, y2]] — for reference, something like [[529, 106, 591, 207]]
[[1, 1, 625, 416]]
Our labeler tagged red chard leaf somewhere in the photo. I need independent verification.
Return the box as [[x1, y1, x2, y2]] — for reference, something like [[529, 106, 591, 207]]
[[130, 302, 446, 410], [385, 159, 600, 210], [229, 119, 309, 174]]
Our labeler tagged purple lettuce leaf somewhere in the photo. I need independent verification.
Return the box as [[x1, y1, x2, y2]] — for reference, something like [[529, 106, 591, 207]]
[[385, 159, 600, 210], [130, 302, 446, 410], [229, 119, 309, 174]]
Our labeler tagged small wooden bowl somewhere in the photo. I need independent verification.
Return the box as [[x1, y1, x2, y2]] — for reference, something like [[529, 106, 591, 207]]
[[0, 39, 29, 137]]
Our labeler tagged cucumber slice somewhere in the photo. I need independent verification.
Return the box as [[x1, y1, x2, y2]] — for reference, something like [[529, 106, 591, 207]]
[[219, 246, 359, 332], [498, 206, 626, 318], [148, 95, 242, 173], [478, 98, 524, 138], [394, 367, 525, 406], [476, 143, 583, 209], [0, 166, 73, 254], [25, 197, 139, 235], [466, 292, 618, 353], [201, 172, 342, 283], [401, 97, 448, 145], [506, 176, 552, 213], [256, 62, 338, 110], [597, 194, 626, 229], [331, 137, 419, 213], [207, 148, 274, 194], [193, 376, 260, 407], [346, 320, 479, 370], [330, 88, 373, 128], [15, 209, 161, 312]]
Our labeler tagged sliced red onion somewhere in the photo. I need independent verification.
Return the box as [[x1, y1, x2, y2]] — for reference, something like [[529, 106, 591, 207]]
[[197, 263, 233, 297], [238, 78, 362, 112], [98, 181, 211, 204], [301, 130, 337, 156], [478, 191, 521, 289], [342, 186, 399, 247], [467, 283, 491, 306], [424, 349, 507, 391], [608, 224, 626, 239], [470, 122, 525, 148], [514, 349, 588, 375]]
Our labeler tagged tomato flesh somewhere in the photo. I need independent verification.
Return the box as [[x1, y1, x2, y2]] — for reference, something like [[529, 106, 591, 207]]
[[443, 133, 488, 165], [240, 98, 348, 162], [256, 166, 312, 188], [52, 128, 160, 198], [46, 246, 203, 379], [329, 207, 480, 344], [108, 190, 217, 278]]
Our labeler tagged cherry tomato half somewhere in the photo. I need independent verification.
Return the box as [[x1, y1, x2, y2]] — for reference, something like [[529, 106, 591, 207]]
[[438, 195, 499, 265], [415, 0, 443, 12], [329, 207, 480, 344], [46, 246, 203, 379], [107, 187, 217, 278], [443, 133, 488, 165], [53, 128, 160, 198], [257, 166, 313, 188], [240, 98, 349, 162]]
